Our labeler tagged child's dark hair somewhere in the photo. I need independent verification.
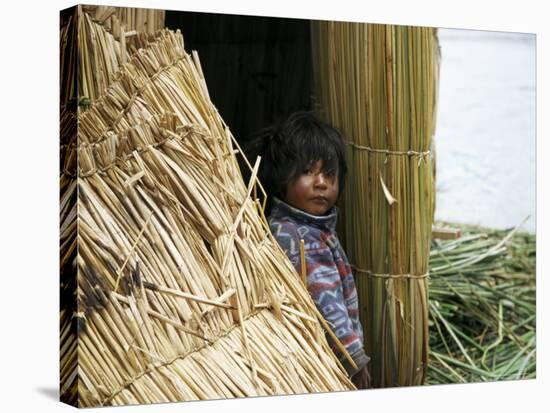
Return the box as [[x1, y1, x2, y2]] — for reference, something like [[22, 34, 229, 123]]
[[241, 111, 347, 208]]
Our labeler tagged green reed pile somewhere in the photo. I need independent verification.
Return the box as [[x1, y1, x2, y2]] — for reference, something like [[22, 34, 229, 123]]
[[428, 220, 536, 384]]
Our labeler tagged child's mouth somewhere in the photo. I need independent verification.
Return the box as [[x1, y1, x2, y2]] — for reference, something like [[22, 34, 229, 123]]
[[311, 197, 328, 204]]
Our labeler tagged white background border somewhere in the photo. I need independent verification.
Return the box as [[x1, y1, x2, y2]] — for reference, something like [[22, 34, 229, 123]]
[[1, 0, 546, 411]]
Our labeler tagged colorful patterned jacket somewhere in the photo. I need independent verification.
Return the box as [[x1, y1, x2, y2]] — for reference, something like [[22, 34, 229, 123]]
[[268, 197, 369, 376]]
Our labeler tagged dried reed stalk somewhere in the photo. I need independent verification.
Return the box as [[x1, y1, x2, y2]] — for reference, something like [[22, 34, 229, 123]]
[[74, 6, 169, 111], [311, 21, 440, 387], [61, 9, 354, 407], [83, 5, 166, 45]]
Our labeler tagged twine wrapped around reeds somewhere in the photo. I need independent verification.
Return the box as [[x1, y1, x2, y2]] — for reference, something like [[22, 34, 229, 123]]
[[311, 22, 440, 387], [60, 8, 354, 407]]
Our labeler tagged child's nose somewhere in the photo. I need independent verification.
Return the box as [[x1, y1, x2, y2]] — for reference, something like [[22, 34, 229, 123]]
[[314, 173, 328, 188]]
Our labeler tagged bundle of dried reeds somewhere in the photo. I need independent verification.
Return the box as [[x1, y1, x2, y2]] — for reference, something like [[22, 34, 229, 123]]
[[83, 5, 165, 41], [60, 10, 79, 404], [74, 10, 127, 106], [311, 22, 440, 387], [60, 8, 353, 407], [70, 5, 169, 108]]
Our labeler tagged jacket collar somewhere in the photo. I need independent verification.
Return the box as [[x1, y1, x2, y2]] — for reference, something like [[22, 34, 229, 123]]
[[270, 196, 338, 232]]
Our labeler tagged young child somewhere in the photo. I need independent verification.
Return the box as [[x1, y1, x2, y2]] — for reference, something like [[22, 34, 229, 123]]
[[243, 111, 370, 389]]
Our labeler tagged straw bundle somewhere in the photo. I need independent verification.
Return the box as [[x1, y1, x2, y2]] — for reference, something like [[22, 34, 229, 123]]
[[311, 22, 440, 387], [60, 11, 79, 404], [82, 5, 165, 40], [73, 7, 169, 107], [60, 9, 353, 407]]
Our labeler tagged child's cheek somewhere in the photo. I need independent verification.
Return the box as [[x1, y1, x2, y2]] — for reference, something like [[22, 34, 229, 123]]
[[296, 176, 314, 193], [285, 176, 313, 208]]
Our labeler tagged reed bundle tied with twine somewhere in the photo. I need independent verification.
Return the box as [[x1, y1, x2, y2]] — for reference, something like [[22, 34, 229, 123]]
[[311, 22, 440, 387], [60, 8, 354, 407]]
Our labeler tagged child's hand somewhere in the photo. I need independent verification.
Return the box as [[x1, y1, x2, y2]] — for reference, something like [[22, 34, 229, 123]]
[[351, 366, 370, 390]]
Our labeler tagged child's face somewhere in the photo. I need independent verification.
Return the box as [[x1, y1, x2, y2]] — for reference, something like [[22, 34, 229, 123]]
[[285, 160, 339, 216]]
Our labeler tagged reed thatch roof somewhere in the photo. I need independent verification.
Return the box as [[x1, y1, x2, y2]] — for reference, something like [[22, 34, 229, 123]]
[[60, 8, 353, 407]]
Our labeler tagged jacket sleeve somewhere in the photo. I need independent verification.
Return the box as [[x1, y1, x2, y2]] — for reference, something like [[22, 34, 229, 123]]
[[269, 219, 303, 272], [340, 258, 365, 346], [305, 245, 369, 377], [269, 218, 369, 377]]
